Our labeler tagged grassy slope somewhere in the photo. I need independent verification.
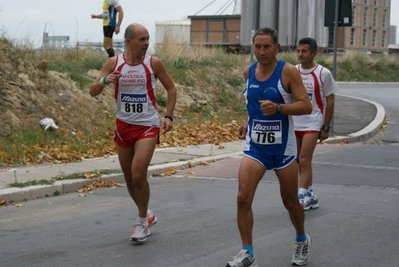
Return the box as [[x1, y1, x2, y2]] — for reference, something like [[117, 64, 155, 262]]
[[0, 38, 398, 166]]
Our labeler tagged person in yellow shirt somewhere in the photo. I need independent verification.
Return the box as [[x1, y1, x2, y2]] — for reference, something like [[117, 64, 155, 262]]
[[91, 0, 124, 57]]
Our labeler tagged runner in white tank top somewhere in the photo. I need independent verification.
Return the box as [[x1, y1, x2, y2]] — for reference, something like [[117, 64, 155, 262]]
[[293, 37, 339, 211], [89, 23, 177, 243], [114, 53, 160, 127]]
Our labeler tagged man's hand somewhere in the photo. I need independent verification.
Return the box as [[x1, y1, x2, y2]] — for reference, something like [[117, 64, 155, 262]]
[[318, 130, 329, 143], [237, 122, 248, 140], [105, 71, 122, 83], [259, 100, 278, 116], [161, 118, 173, 133]]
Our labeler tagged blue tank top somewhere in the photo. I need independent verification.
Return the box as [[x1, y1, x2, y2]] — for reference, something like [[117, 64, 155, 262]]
[[243, 60, 297, 155]]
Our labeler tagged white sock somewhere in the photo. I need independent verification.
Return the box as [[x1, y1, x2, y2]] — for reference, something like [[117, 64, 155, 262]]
[[307, 186, 314, 196], [146, 209, 151, 218], [298, 188, 307, 197], [136, 216, 147, 225]]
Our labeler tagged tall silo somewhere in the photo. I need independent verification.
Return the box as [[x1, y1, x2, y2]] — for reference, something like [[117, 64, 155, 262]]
[[258, 0, 278, 29], [297, 0, 328, 49], [278, 0, 297, 49], [314, 0, 329, 48], [240, 0, 258, 47], [240, 0, 278, 51]]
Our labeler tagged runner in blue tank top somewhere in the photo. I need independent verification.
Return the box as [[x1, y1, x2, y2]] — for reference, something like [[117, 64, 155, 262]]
[[226, 27, 313, 267]]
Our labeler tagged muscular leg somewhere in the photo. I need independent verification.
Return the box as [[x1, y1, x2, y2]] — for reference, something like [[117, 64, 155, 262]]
[[103, 37, 114, 57], [275, 160, 305, 235], [297, 132, 318, 190], [103, 36, 113, 50], [117, 136, 157, 218], [236, 156, 266, 245]]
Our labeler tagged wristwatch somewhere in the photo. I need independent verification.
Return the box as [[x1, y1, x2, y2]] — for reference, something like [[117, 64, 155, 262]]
[[276, 104, 282, 114], [322, 125, 331, 132], [116, 23, 121, 27], [164, 115, 174, 122]]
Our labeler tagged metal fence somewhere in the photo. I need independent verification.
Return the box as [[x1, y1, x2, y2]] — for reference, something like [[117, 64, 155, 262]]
[[76, 39, 125, 52]]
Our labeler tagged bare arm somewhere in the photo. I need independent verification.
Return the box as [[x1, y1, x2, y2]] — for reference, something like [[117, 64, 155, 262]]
[[152, 57, 177, 133], [319, 94, 335, 141], [89, 57, 120, 97], [91, 14, 103, 19], [114, 5, 124, 34], [237, 66, 250, 139]]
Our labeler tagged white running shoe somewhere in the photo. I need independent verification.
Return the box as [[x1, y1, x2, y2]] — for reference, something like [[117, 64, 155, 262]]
[[130, 222, 149, 242], [146, 210, 158, 236], [130, 210, 158, 242], [302, 195, 319, 211], [291, 234, 311, 266], [298, 194, 305, 207], [226, 250, 257, 267]]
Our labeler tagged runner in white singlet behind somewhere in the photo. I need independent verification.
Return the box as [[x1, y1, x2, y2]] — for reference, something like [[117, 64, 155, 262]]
[[293, 37, 339, 211]]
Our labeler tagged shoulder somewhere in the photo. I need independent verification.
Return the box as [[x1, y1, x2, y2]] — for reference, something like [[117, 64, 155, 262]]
[[150, 56, 162, 66], [281, 61, 297, 75], [149, 56, 167, 73], [319, 65, 334, 81], [105, 56, 118, 68], [243, 65, 251, 78], [111, 0, 121, 7]]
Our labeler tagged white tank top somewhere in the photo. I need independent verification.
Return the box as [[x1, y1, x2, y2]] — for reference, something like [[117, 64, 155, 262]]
[[293, 64, 338, 131], [113, 54, 160, 127]]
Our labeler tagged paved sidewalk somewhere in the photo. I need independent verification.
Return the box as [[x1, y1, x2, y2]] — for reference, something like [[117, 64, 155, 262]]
[[0, 95, 386, 204]]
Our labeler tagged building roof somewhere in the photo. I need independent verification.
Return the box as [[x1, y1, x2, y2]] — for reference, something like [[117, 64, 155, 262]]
[[155, 19, 191, 26]]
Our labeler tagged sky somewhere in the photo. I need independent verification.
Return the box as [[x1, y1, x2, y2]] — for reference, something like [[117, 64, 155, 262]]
[[0, 0, 398, 48]]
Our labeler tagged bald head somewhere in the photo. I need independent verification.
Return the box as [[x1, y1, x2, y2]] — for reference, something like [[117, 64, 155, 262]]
[[124, 23, 147, 39]]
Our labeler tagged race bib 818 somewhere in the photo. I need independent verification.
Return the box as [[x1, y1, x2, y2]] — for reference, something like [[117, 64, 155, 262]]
[[120, 93, 148, 114]]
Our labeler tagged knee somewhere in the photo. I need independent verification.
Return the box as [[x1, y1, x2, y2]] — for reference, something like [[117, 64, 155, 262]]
[[131, 173, 147, 187], [282, 196, 299, 212], [298, 156, 311, 170], [237, 190, 253, 209]]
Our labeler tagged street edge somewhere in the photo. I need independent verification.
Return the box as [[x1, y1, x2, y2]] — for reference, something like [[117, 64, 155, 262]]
[[0, 95, 386, 205], [323, 94, 385, 144], [0, 152, 243, 205]]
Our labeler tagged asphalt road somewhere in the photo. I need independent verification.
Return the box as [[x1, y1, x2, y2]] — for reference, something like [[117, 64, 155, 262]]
[[1, 141, 398, 267], [1, 83, 398, 267]]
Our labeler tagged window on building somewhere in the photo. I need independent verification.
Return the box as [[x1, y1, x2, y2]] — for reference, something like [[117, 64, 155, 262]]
[[382, 9, 387, 28], [372, 30, 376, 46], [383, 0, 387, 7], [364, 0, 368, 4], [373, 8, 377, 27], [363, 7, 368, 27], [350, 28, 356, 45], [352, 6, 356, 25], [373, 0, 377, 5], [362, 29, 367, 46], [381, 31, 386, 47]]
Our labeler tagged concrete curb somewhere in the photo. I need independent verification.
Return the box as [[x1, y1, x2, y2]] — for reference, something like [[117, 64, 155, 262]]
[[323, 96, 385, 144], [0, 152, 243, 204], [0, 94, 386, 205]]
